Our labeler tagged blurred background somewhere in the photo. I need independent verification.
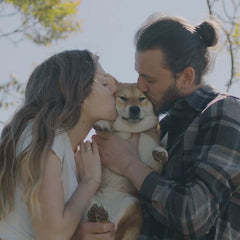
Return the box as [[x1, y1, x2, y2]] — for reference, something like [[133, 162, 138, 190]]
[[1, 0, 240, 137]]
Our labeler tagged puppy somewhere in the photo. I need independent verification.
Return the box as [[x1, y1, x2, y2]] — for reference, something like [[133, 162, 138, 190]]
[[87, 82, 168, 240]]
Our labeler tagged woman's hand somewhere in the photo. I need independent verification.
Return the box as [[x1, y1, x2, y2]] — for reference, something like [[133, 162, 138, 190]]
[[72, 220, 115, 240], [74, 140, 102, 188]]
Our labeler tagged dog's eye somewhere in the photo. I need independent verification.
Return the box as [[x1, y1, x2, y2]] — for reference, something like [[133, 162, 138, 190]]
[[119, 96, 127, 101], [139, 97, 146, 101]]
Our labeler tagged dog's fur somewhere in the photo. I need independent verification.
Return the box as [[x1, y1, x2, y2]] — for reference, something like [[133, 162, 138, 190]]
[[87, 82, 168, 240]]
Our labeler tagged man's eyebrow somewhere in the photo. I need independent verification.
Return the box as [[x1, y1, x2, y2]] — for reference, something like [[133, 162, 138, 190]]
[[139, 73, 154, 79]]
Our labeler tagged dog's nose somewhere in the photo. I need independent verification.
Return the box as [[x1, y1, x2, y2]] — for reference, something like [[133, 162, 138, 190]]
[[129, 105, 140, 118]]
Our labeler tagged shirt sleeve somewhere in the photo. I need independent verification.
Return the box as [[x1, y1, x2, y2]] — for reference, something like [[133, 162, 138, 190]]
[[139, 96, 240, 238]]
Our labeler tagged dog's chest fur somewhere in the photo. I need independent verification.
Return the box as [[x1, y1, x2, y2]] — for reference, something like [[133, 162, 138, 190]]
[[88, 127, 163, 226]]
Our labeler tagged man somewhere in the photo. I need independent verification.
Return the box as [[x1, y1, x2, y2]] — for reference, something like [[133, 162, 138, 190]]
[[93, 14, 240, 239]]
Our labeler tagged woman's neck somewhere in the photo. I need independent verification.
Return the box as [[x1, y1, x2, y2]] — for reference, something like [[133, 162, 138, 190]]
[[67, 115, 95, 151]]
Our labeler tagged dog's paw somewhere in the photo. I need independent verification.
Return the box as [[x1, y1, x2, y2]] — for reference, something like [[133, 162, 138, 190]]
[[94, 120, 111, 132], [87, 203, 109, 223], [152, 146, 168, 163]]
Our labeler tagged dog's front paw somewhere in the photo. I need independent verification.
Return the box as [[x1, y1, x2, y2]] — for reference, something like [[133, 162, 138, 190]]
[[87, 203, 109, 223], [94, 120, 111, 132], [152, 146, 168, 163]]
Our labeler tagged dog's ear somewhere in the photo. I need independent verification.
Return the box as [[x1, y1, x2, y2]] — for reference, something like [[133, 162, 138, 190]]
[[107, 74, 123, 88]]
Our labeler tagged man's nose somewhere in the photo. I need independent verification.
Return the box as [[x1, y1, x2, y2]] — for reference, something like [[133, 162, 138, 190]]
[[137, 77, 148, 92]]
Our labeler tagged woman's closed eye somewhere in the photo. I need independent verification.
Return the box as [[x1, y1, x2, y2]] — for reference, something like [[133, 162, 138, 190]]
[[103, 75, 108, 86], [94, 73, 109, 86]]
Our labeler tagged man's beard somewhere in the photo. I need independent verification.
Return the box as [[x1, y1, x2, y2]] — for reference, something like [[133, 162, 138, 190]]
[[151, 83, 181, 116]]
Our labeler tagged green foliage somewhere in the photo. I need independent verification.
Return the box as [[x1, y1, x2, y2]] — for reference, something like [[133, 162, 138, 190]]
[[0, 0, 81, 116], [4, 0, 81, 45]]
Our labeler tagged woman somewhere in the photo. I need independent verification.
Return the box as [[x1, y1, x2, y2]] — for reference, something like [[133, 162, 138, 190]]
[[0, 50, 116, 240]]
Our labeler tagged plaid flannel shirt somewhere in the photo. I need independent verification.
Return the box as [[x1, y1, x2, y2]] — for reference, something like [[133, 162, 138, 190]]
[[138, 84, 240, 240]]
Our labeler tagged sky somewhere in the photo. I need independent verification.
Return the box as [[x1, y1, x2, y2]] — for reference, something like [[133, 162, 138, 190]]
[[1, 0, 239, 135]]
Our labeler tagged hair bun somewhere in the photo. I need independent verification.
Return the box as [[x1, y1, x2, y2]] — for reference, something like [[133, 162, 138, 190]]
[[195, 21, 218, 47]]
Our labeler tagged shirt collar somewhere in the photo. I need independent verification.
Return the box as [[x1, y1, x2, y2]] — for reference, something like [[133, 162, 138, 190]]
[[175, 84, 220, 112]]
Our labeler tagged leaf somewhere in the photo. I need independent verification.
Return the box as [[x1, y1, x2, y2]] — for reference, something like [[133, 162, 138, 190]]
[[232, 23, 240, 38]]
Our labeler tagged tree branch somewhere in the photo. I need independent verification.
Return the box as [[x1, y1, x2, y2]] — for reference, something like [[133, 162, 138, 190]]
[[0, 18, 38, 39], [224, 32, 235, 91], [206, 0, 237, 92], [207, 0, 213, 15], [0, 11, 18, 17], [0, 28, 24, 38]]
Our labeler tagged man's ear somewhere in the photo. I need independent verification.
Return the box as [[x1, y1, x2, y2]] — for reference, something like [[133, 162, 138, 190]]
[[177, 67, 195, 89]]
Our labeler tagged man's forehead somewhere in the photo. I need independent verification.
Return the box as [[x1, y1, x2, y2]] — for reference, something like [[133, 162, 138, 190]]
[[135, 49, 168, 71]]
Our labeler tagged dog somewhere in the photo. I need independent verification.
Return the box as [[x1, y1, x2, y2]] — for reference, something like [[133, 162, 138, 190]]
[[87, 82, 168, 240]]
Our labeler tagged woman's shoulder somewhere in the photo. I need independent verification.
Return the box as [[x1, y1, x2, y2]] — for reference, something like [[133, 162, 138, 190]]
[[51, 130, 72, 163], [16, 123, 72, 163]]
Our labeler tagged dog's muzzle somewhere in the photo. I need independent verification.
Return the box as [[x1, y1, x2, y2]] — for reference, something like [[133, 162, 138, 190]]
[[122, 105, 142, 123]]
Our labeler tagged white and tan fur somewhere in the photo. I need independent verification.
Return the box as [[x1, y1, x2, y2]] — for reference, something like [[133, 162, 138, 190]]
[[88, 82, 168, 240]]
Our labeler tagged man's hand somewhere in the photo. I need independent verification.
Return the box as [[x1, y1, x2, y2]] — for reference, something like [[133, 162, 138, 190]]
[[93, 133, 153, 190], [72, 220, 115, 240], [92, 133, 139, 176]]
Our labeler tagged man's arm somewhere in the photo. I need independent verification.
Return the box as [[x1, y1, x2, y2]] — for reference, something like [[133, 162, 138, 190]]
[[94, 98, 240, 238]]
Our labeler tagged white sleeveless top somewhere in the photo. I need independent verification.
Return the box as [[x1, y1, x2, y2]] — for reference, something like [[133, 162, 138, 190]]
[[0, 123, 78, 240]]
